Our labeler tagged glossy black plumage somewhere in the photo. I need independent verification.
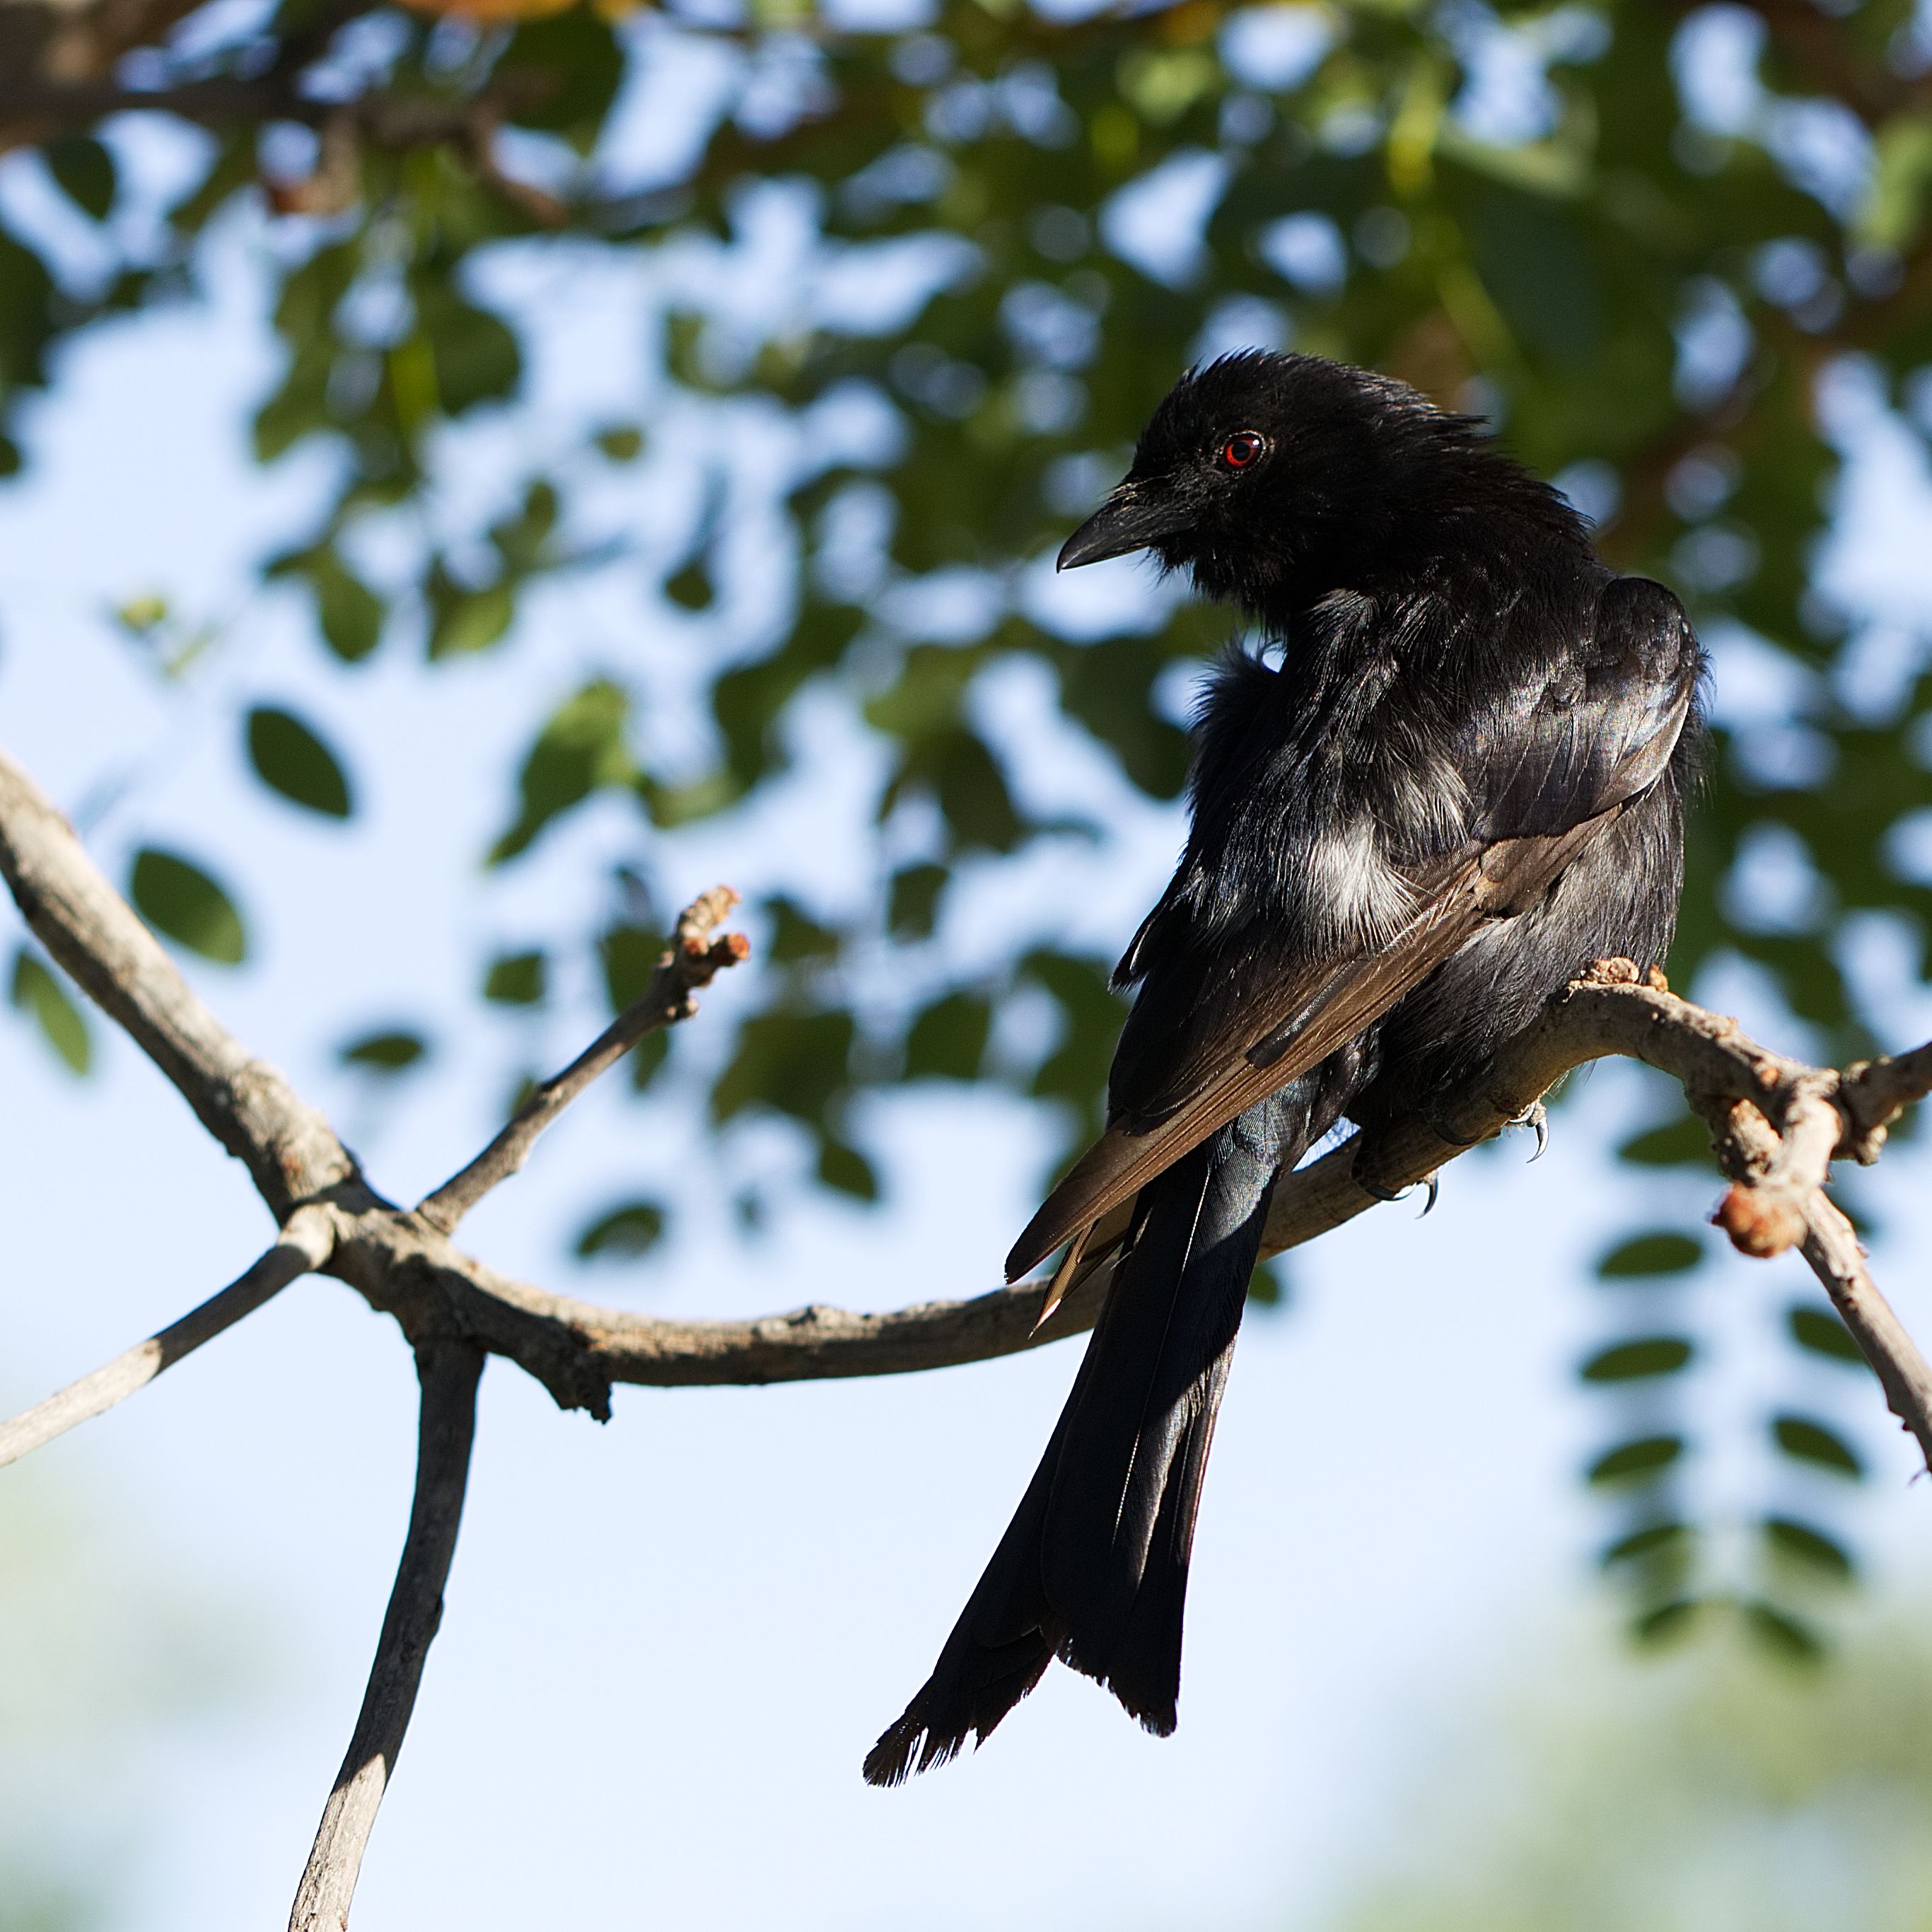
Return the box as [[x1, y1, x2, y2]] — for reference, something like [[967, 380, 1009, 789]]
[[865, 351, 1705, 1786]]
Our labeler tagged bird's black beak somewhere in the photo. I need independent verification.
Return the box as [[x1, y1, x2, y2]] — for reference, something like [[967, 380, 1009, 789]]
[[1056, 482, 1192, 571]]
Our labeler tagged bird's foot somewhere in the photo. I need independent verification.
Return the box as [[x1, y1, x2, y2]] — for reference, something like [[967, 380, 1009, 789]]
[[1510, 1099, 1550, 1162], [1356, 1167, 1441, 1216]]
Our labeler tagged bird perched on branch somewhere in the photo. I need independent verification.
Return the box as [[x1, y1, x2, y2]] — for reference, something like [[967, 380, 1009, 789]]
[[864, 350, 1704, 1786]]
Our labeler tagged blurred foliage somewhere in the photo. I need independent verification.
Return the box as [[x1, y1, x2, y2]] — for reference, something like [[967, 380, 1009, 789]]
[[0, 1460, 255, 1928], [1324, 1608, 1932, 1932], [3, 0, 1931, 1640]]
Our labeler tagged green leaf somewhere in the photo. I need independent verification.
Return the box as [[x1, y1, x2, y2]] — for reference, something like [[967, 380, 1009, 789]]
[[904, 989, 991, 1081], [412, 283, 520, 417], [311, 550, 385, 663], [498, 10, 625, 147], [817, 1136, 879, 1200], [1246, 1256, 1290, 1308], [600, 923, 666, 1012], [0, 233, 53, 395], [1462, 181, 1602, 365], [1596, 1232, 1703, 1278], [339, 1028, 429, 1073], [9, 950, 90, 1073], [1601, 1520, 1689, 1568], [1581, 1337, 1694, 1382], [1858, 115, 1932, 252], [711, 1008, 854, 1124], [245, 706, 353, 817], [489, 679, 634, 863], [490, 480, 559, 575], [45, 135, 116, 221], [113, 594, 168, 636], [665, 552, 715, 611], [426, 565, 516, 661], [575, 1199, 667, 1259], [1020, 948, 1127, 1131], [887, 863, 948, 941], [1631, 1599, 1700, 1647], [881, 727, 1027, 856], [627, 1030, 669, 1091], [595, 424, 644, 462], [129, 849, 247, 965], [1616, 1115, 1709, 1167], [268, 545, 383, 663], [1587, 1434, 1684, 1484], [1771, 1414, 1863, 1479], [1764, 1515, 1856, 1583], [1742, 1600, 1824, 1662], [1787, 1304, 1866, 1366], [483, 950, 547, 1006], [765, 897, 840, 964]]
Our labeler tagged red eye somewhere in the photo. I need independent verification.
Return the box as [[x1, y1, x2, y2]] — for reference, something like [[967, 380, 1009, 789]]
[[1219, 431, 1266, 470]]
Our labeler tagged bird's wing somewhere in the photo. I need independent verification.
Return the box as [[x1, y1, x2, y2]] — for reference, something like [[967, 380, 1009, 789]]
[[1006, 578, 1700, 1286], [1469, 575, 1699, 842]]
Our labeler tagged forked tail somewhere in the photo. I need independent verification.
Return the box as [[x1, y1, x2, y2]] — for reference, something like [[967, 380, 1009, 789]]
[[863, 1098, 1302, 1785]]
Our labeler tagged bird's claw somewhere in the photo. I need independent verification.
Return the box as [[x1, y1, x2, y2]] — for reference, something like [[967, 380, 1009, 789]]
[[1512, 1100, 1549, 1162], [1356, 1169, 1441, 1215]]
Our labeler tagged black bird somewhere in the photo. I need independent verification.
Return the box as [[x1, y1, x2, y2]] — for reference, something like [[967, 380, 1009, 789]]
[[863, 350, 1704, 1786]]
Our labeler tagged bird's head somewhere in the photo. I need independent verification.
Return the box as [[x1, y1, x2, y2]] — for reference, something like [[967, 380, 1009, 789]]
[[1057, 351, 1508, 612]]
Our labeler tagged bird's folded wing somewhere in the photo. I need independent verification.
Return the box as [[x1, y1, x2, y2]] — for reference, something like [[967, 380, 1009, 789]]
[[1005, 808, 1617, 1284]]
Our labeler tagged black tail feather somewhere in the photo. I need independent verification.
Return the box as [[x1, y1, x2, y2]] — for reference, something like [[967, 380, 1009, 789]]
[[865, 1093, 1314, 1785]]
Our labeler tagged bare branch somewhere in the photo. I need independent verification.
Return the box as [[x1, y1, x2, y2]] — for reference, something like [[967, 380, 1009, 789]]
[[289, 1339, 483, 1932], [8, 753, 1926, 1431], [0, 745, 355, 1216], [315, 965, 1932, 1424], [417, 887, 747, 1235], [1327, 962, 1932, 1261], [1687, 1075, 1932, 1472], [1801, 1194, 1932, 1475], [0, 1205, 336, 1470]]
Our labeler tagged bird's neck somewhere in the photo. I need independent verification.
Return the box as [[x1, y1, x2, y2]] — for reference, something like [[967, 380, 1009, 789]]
[[1236, 439, 1593, 627]]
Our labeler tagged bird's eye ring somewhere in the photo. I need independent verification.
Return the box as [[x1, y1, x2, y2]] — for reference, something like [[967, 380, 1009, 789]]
[[1218, 431, 1267, 472]]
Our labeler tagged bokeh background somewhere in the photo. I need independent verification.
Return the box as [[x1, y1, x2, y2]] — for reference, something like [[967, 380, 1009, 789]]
[[4, 0, 1932, 1923]]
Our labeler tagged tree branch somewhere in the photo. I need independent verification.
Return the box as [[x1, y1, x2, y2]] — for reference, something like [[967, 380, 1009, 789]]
[[417, 888, 747, 1235], [313, 967, 1932, 1429], [0, 1204, 335, 1470], [1800, 1194, 1932, 1474], [7, 726, 1928, 1438], [0, 746, 356, 1216], [288, 1338, 483, 1932]]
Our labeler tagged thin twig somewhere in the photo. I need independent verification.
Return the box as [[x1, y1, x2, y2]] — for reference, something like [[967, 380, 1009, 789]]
[[417, 887, 747, 1234], [0, 1205, 336, 1470], [288, 1339, 484, 1932], [1801, 1193, 1932, 1474]]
